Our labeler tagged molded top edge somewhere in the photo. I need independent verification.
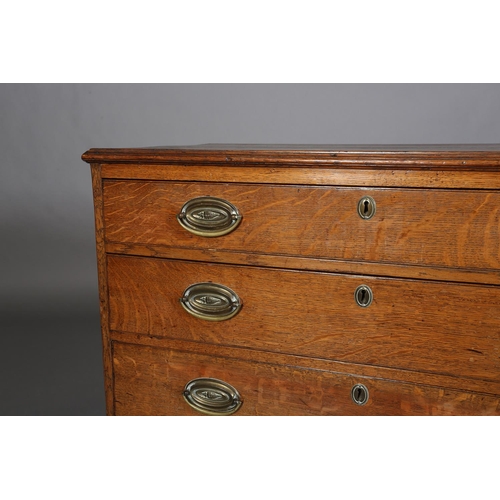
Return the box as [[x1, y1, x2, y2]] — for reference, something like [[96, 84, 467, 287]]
[[82, 143, 500, 169]]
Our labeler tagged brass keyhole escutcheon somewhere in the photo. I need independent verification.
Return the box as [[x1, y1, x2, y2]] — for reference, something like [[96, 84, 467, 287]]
[[355, 285, 373, 307], [357, 195, 376, 219], [351, 384, 369, 405]]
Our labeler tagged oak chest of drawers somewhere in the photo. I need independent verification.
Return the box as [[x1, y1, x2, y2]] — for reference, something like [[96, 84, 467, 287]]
[[83, 144, 500, 415]]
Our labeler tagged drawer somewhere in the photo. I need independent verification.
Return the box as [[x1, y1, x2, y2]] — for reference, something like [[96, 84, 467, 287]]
[[108, 255, 500, 382], [113, 341, 500, 415], [103, 181, 500, 270]]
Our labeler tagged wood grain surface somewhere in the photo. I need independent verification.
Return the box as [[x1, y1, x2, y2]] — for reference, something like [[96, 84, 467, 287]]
[[90, 164, 114, 415], [99, 164, 500, 189], [85, 144, 500, 416], [82, 143, 500, 169], [103, 181, 500, 271], [105, 242, 500, 285], [110, 332, 500, 395], [107, 256, 500, 382], [113, 342, 500, 416]]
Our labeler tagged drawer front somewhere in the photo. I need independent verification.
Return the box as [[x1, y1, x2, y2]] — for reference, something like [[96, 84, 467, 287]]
[[103, 181, 500, 270], [113, 342, 500, 416], [108, 256, 500, 382]]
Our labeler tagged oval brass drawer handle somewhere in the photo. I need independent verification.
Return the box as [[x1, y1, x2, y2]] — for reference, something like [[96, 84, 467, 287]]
[[183, 378, 242, 415], [180, 282, 242, 321], [177, 196, 242, 237]]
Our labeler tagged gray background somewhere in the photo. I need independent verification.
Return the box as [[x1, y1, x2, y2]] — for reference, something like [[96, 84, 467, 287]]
[[1, 83, 499, 415]]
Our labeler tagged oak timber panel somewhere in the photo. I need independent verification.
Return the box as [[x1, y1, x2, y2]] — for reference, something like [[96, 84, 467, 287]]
[[90, 164, 114, 415], [113, 342, 500, 416], [103, 181, 500, 271], [110, 332, 500, 395], [107, 256, 500, 382], [99, 164, 500, 190], [105, 242, 500, 285], [83, 143, 500, 168]]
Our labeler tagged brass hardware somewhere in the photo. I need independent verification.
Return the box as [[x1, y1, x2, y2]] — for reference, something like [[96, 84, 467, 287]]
[[351, 384, 369, 405], [357, 195, 376, 219], [183, 378, 242, 415], [180, 282, 242, 321], [355, 285, 373, 307], [177, 196, 242, 237]]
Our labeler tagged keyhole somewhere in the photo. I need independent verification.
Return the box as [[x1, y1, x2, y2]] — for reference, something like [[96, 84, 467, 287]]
[[357, 196, 376, 219], [351, 384, 369, 405], [363, 199, 370, 215], [355, 285, 373, 307]]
